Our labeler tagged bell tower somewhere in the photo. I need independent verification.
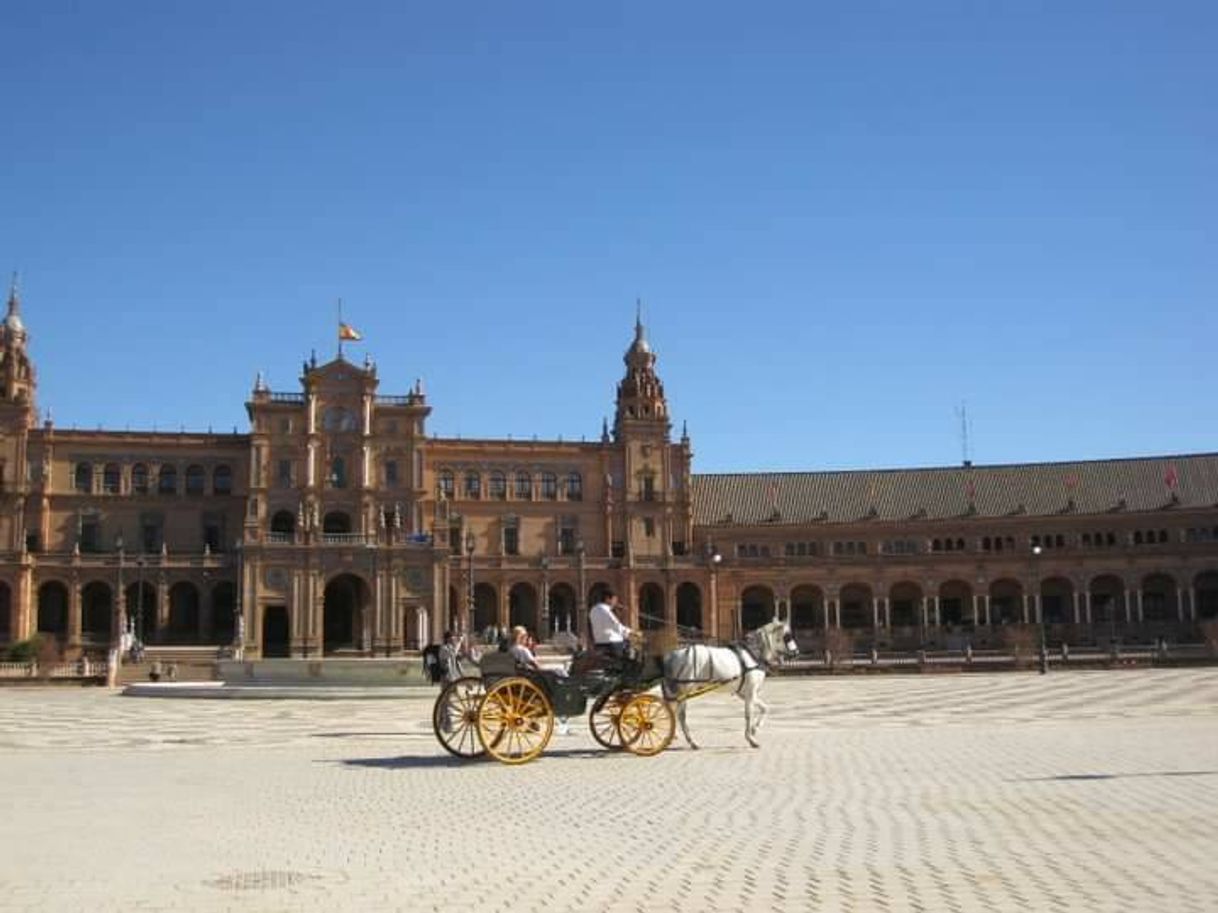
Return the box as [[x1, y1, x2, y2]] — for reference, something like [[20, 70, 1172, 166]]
[[0, 274, 37, 555], [613, 306, 670, 441]]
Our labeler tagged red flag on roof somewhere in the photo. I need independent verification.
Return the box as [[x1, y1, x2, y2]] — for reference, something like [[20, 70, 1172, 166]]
[[1164, 465, 1179, 490]]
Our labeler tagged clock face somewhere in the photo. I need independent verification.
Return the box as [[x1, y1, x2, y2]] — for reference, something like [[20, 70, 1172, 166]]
[[322, 406, 357, 433]]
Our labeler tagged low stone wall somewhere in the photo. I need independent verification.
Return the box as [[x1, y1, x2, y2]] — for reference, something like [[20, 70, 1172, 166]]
[[216, 658, 430, 687]]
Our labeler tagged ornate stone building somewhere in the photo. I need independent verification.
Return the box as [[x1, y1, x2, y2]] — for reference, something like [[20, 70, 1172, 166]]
[[1, 283, 1216, 658]]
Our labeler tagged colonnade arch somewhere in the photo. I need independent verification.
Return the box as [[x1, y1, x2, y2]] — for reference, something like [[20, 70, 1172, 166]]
[[888, 581, 922, 628], [1040, 577, 1074, 624], [676, 582, 703, 632], [509, 582, 538, 633], [989, 579, 1024, 625], [740, 585, 774, 632], [1197, 571, 1218, 620], [81, 582, 112, 640], [638, 583, 665, 631], [838, 583, 872, 629], [548, 583, 577, 635], [37, 582, 69, 637], [324, 573, 369, 653], [0, 581, 10, 642], [938, 580, 972, 627], [789, 585, 824, 629]]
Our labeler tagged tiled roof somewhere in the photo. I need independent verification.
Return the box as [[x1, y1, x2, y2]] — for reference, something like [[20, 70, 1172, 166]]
[[692, 453, 1218, 527]]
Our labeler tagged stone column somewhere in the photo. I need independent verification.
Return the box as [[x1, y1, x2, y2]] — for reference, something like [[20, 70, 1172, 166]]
[[1084, 590, 1092, 624], [666, 582, 678, 633], [1072, 590, 1081, 624], [981, 593, 990, 626], [1176, 586, 1185, 622], [920, 596, 928, 628], [931, 595, 940, 627], [1135, 589, 1144, 623], [1187, 585, 1196, 621], [871, 597, 879, 629], [157, 576, 170, 633], [497, 583, 509, 630], [1022, 593, 1030, 624], [883, 597, 891, 628], [68, 578, 82, 649]]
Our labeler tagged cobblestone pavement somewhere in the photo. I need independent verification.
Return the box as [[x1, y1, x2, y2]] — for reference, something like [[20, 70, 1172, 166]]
[[1, 668, 1216, 912]]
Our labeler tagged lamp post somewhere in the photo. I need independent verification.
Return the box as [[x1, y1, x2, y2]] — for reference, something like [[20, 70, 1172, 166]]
[[135, 555, 145, 651], [707, 543, 722, 642], [464, 529, 476, 638], [576, 538, 587, 639], [233, 539, 245, 661], [1032, 544, 1048, 674], [364, 537, 377, 655]]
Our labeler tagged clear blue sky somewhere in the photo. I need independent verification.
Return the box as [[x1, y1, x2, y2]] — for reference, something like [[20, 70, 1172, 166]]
[[2, 1, 1215, 472]]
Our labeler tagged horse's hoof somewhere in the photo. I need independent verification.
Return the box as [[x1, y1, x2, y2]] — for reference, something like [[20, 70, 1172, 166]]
[[747, 739, 760, 749], [689, 743, 700, 751]]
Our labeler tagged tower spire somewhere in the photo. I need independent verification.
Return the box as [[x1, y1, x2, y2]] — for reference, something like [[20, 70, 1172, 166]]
[[7, 271, 18, 313]]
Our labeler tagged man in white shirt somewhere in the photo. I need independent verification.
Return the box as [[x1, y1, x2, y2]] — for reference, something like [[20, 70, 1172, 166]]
[[589, 589, 633, 661]]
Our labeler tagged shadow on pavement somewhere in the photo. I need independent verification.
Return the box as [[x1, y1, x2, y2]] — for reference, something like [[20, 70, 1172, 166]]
[[1013, 770, 1218, 783]]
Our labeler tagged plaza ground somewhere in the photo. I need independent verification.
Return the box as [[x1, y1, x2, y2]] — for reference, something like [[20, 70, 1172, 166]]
[[1, 669, 1216, 912]]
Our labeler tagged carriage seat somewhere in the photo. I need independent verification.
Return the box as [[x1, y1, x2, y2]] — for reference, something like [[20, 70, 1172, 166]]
[[478, 651, 520, 679]]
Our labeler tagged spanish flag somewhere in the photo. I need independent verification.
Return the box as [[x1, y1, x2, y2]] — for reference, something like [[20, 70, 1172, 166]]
[[338, 322, 363, 342]]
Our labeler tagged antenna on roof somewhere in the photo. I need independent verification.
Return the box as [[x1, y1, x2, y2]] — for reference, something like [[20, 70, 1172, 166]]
[[956, 401, 973, 467]]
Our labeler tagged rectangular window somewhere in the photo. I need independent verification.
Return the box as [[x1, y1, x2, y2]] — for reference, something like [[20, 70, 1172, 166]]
[[611, 540, 625, 558], [503, 523, 519, 556], [385, 460, 398, 487], [141, 523, 161, 554], [25, 532, 40, 553], [558, 521, 577, 555], [449, 524, 463, 552], [643, 517, 656, 538], [277, 460, 292, 487], [79, 520, 100, 553], [203, 523, 221, 553], [641, 476, 656, 502], [672, 541, 686, 556]]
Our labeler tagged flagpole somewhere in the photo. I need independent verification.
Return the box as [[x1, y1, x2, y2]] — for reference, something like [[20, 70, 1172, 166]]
[[337, 297, 343, 360]]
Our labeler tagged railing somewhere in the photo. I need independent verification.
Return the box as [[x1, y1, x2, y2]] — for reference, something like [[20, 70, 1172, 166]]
[[269, 392, 305, 403], [0, 660, 105, 679], [266, 532, 294, 544], [321, 533, 370, 545], [375, 395, 415, 405]]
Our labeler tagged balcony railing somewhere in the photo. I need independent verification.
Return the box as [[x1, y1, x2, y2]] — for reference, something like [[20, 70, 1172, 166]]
[[269, 392, 305, 403]]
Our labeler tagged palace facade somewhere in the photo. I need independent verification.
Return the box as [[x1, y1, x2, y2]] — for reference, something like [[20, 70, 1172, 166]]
[[1, 283, 1216, 658]]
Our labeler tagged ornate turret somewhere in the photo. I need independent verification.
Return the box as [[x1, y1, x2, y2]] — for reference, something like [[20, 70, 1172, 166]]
[[613, 303, 669, 440], [0, 273, 36, 409]]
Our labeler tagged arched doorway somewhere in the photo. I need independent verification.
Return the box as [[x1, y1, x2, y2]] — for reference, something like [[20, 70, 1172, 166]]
[[0, 581, 10, 642], [1141, 574, 1178, 622], [548, 583, 577, 635], [37, 582, 69, 638], [639, 583, 665, 632], [1089, 575, 1126, 623], [473, 582, 498, 633], [262, 606, 290, 657], [889, 581, 923, 628], [1196, 571, 1218, 620], [740, 585, 774, 632], [676, 582, 703, 633], [789, 584, 822, 630], [508, 582, 539, 634], [212, 582, 236, 644], [989, 579, 1024, 626], [839, 583, 873, 629], [324, 574, 368, 653], [1040, 577, 1074, 625], [939, 580, 972, 628], [270, 510, 295, 536], [168, 582, 200, 641], [81, 582, 113, 641], [124, 581, 157, 643], [323, 512, 352, 535]]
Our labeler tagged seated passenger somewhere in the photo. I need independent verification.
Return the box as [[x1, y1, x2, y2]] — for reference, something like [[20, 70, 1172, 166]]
[[508, 626, 567, 678]]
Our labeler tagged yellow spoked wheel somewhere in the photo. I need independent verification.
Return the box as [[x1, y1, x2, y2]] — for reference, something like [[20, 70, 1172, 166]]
[[589, 690, 633, 751], [619, 694, 675, 757], [476, 676, 554, 765], [432, 677, 487, 759]]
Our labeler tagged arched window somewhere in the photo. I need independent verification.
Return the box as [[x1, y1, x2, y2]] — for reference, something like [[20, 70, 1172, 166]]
[[132, 464, 149, 494], [567, 471, 583, 501], [102, 463, 121, 494], [185, 465, 205, 495], [541, 472, 558, 500], [74, 463, 93, 493], [270, 511, 295, 536], [514, 471, 532, 500], [438, 469, 454, 499], [464, 470, 481, 500], [489, 471, 507, 500], [158, 465, 177, 495], [213, 465, 233, 495]]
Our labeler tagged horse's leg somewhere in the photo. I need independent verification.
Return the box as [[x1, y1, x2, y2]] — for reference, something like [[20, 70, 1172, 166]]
[[675, 697, 699, 750], [752, 683, 769, 739], [740, 674, 763, 748]]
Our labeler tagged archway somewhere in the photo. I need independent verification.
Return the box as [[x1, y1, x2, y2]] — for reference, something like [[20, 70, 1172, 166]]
[[270, 510, 295, 536], [839, 583, 873, 629], [789, 585, 824, 630], [1040, 577, 1074, 625], [548, 583, 577, 635], [0, 581, 10, 642], [37, 582, 69, 637], [81, 582, 113, 641], [168, 582, 200, 641], [262, 606, 290, 657], [473, 582, 498, 634], [124, 581, 157, 643], [509, 582, 539, 634], [989, 579, 1025, 626], [939, 580, 972, 627], [889, 581, 923, 628], [324, 574, 368, 653], [212, 582, 236, 644], [323, 512, 352, 535], [639, 583, 665, 632], [1141, 573, 1178, 622], [740, 585, 774, 632], [1196, 571, 1218, 620], [676, 582, 703, 633]]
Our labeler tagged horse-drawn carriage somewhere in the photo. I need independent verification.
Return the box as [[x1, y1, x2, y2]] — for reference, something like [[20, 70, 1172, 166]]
[[431, 619, 799, 765]]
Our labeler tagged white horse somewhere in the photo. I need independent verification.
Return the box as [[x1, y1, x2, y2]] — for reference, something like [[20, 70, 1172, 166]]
[[661, 619, 799, 749]]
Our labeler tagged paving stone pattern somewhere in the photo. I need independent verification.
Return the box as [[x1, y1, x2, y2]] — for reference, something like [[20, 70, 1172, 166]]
[[1, 669, 1216, 912]]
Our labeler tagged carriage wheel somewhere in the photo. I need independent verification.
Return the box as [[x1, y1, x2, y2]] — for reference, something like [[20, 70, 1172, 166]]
[[432, 677, 487, 759], [618, 694, 675, 757], [476, 676, 554, 765], [589, 690, 633, 751]]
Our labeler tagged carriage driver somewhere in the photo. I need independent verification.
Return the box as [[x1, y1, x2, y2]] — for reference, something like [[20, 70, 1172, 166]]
[[589, 588, 635, 664]]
